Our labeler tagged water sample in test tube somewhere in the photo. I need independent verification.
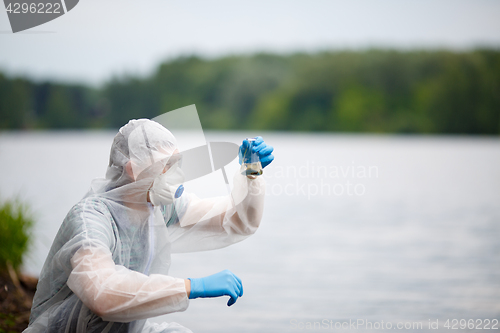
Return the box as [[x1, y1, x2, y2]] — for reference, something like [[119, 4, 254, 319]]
[[240, 138, 263, 176]]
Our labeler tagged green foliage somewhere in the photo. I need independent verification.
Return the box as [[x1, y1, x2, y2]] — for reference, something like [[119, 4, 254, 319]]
[[0, 313, 18, 333], [0, 199, 33, 271], [0, 50, 499, 134]]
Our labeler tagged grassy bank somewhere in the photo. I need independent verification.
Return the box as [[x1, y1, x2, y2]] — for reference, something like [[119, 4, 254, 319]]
[[0, 199, 36, 333]]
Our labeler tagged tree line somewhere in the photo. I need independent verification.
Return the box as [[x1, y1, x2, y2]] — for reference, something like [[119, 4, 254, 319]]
[[1, 49, 499, 134]]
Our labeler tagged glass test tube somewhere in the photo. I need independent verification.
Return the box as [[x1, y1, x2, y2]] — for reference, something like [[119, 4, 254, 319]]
[[240, 138, 263, 176]]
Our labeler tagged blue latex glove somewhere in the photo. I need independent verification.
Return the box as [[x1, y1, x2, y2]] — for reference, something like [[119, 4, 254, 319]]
[[188, 270, 243, 306], [239, 136, 275, 168]]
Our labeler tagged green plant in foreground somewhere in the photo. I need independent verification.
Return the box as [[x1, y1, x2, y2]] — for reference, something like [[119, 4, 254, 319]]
[[0, 199, 33, 271], [0, 313, 18, 333]]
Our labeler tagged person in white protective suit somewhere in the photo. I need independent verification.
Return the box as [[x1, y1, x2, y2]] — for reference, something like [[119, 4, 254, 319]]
[[25, 119, 274, 333]]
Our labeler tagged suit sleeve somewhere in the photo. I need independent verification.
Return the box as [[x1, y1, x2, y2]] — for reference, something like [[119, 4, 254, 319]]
[[167, 172, 266, 253]]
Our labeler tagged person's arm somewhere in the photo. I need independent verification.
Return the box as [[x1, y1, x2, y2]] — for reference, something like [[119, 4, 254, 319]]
[[67, 245, 189, 322], [181, 171, 264, 231], [167, 136, 273, 253], [184, 279, 191, 297], [167, 171, 266, 253]]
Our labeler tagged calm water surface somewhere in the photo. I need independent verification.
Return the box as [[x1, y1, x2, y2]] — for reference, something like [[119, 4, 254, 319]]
[[0, 131, 499, 332]]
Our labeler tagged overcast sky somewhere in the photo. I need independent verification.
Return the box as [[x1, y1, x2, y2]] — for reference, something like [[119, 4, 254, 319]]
[[1, 0, 499, 86]]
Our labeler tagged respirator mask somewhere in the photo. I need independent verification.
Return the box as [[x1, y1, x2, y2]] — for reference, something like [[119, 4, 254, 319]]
[[149, 160, 185, 206]]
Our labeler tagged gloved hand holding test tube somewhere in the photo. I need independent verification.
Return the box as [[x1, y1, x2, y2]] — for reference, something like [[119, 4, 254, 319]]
[[239, 136, 274, 176]]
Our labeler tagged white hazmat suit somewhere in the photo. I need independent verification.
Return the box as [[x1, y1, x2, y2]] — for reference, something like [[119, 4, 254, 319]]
[[25, 119, 265, 333]]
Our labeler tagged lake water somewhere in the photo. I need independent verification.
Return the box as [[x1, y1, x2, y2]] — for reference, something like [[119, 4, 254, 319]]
[[0, 131, 499, 332]]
